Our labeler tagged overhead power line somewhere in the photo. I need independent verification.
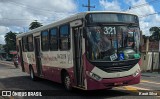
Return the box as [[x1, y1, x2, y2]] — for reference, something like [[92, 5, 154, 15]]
[[0, 18, 32, 21], [0, 18, 57, 22], [124, 0, 160, 18], [139, 11, 160, 18], [0, 0, 76, 22], [0, 0, 160, 21], [1, 0, 75, 15], [129, 0, 159, 10]]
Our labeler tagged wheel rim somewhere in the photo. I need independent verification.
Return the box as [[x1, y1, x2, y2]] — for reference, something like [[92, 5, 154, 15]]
[[65, 76, 71, 89]]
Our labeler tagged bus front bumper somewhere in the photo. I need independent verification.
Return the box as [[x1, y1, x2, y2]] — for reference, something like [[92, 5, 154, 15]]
[[86, 73, 141, 90]]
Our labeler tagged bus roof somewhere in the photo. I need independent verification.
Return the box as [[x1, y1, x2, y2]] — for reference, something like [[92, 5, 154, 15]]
[[16, 11, 137, 38]]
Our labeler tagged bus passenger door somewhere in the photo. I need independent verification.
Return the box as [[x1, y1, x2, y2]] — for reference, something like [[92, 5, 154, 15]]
[[73, 27, 84, 87], [19, 40, 25, 72], [34, 36, 43, 76]]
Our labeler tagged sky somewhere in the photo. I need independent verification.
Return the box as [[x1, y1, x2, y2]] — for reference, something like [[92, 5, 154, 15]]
[[0, 0, 160, 44]]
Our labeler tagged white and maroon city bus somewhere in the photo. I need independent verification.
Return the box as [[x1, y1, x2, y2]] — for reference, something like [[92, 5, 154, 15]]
[[16, 11, 141, 90]]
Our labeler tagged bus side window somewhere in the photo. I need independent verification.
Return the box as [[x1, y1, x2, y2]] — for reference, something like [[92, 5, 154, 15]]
[[28, 35, 34, 51], [59, 24, 70, 50], [41, 30, 49, 51], [50, 28, 58, 50], [22, 36, 28, 52]]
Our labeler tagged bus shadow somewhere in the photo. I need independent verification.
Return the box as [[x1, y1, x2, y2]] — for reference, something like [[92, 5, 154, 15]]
[[0, 76, 133, 98], [0, 76, 64, 90], [69, 89, 131, 97]]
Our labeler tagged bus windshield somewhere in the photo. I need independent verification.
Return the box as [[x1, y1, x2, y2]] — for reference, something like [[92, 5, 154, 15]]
[[86, 26, 140, 61]]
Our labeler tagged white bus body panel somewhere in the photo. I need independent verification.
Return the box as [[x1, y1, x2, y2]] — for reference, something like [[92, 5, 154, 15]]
[[91, 63, 140, 78], [41, 51, 73, 68]]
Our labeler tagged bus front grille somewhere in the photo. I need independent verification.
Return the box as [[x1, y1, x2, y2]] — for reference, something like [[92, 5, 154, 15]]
[[98, 65, 134, 73]]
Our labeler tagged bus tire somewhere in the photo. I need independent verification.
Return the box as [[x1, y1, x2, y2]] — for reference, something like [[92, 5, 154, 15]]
[[29, 67, 37, 81], [63, 72, 72, 90]]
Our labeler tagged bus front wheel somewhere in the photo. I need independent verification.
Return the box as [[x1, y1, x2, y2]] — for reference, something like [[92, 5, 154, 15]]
[[63, 73, 72, 90]]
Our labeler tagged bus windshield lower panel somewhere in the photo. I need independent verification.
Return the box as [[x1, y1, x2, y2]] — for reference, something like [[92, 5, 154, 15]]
[[86, 26, 141, 62]]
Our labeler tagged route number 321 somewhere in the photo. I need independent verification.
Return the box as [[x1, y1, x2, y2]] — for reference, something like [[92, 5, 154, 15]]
[[104, 27, 116, 35]]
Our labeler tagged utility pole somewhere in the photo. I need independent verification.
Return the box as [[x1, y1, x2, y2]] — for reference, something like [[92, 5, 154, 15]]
[[82, 0, 95, 11], [158, 30, 160, 74], [158, 39, 160, 73]]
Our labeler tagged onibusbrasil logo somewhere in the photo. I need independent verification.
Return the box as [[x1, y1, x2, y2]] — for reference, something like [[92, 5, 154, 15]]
[[2, 91, 42, 96]]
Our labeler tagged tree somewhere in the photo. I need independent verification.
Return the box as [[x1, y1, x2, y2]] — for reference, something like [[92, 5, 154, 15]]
[[29, 20, 43, 30], [4, 31, 17, 56], [149, 27, 160, 41]]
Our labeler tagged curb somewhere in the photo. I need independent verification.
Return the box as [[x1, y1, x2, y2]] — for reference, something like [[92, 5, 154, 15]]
[[0, 60, 13, 64], [141, 74, 154, 77], [141, 73, 160, 77], [0, 61, 14, 67]]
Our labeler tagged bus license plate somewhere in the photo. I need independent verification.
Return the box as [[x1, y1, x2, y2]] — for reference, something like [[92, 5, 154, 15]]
[[114, 82, 123, 85]]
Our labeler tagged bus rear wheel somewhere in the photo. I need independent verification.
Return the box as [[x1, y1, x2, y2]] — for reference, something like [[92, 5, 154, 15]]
[[63, 73, 72, 90], [29, 67, 37, 81]]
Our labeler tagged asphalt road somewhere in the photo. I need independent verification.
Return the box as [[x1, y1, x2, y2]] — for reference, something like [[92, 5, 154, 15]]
[[0, 61, 160, 99]]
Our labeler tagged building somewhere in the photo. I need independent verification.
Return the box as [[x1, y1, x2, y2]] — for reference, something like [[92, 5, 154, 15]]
[[140, 35, 159, 53], [140, 35, 159, 72]]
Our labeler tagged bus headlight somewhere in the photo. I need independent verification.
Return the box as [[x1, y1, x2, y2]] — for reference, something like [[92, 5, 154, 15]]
[[133, 69, 140, 77], [89, 72, 102, 81]]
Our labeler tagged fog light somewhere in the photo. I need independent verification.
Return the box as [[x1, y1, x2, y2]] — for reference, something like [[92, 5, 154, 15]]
[[133, 69, 140, 77], [89, 72, 102, 81]]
